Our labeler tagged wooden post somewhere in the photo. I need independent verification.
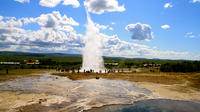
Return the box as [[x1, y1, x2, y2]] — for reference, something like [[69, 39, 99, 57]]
[[6, 69, 8, 74]]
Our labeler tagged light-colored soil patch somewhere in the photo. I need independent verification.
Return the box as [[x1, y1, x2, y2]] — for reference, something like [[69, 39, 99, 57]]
[[136, 82, 200, 101], [0, 91, 69, 112], [0, 71, 199, 112], [53, 72, 200, 101]]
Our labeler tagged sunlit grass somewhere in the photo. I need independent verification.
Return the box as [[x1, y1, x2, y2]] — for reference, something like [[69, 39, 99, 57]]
[[53, 72, 200, 90], [53, 72, 183, 84], [0, 69, 51, 82]]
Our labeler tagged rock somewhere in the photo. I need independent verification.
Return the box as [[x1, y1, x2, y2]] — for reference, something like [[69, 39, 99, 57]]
[[39, 99, 47, 104]]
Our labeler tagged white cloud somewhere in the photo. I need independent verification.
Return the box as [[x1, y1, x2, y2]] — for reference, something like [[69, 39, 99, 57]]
[[100, 34, 191, 60], [95, 23, 108, 30], [14, 0, 30, 3], [0, 16, 3, 21], [186, 32, 193, 35], [0, 12, 198, 60], [95, 23, 114, 31], [109, 27, 113, 31], [192, 0, 200, 3], [0, 11, 83, 54], [111, 22, 116, 25], [21, 11, 79, 30], [164, 3, 173, 8], [161, 24, 170, 29], [125, 23, 154, 41], [0, 17, 23, 28], [186, 35, 195, 38], [39, 0, 80, 8], [84, 0, 125, 14], [39, 0, 62, 7], [63, 0, 80, 8], [185, 32, 195, 38]]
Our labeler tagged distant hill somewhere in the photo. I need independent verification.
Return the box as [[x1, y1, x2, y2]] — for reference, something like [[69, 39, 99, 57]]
[[0, 51, 82, 58], [0, 51, 191, 61], [0, 51, 150, 60]]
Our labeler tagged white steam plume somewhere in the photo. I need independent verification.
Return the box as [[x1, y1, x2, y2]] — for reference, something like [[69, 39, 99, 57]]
[[81, 11, 105, 72]]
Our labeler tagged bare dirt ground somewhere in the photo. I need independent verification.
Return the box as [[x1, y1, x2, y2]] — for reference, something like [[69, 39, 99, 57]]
[[136, 82, 200, 101], [53, 72, 200, 101], [0, 91, 69, 112], [0, 71, 199, 112]]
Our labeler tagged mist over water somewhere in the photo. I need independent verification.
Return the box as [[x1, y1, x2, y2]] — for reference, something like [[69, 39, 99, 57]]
[[81, 11, 105, 72]]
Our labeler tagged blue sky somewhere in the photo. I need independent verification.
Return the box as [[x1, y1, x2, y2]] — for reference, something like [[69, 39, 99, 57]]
[[0, 0, 200, 60]]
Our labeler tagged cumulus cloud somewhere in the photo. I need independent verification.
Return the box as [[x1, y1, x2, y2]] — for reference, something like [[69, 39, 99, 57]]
[[192, 0, 200, 3], [63, 0, 80, 8], [100, 33, 191, 59], [94, 23, 114, 31], [164, 3, 173, 8], [0, 17, 23, 28], [84, 0, 125, 14], [14, 0, 30, 3], [109, 27, 113, 31], [39, 0, 80, 8], [39, 0, 62, 7], [25, 11, 79, 31], [161, 24, 170, 29], [0, 11, 83, 54], [21, 11, 79, 32], [0, 12, 197, 60], [125, 23, 154, 41], [95, 23, 108, 30]]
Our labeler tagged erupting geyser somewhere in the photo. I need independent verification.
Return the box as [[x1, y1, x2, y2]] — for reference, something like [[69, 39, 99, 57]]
[[81, 11, 105, 72]]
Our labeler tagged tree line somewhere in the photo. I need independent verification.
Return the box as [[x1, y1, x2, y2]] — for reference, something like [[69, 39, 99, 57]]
[[160, 61, 200, 72], [1, 54, 200, 73]]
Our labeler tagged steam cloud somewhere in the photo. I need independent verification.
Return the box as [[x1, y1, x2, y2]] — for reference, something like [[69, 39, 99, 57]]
[[81, 11, 105, 72]]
